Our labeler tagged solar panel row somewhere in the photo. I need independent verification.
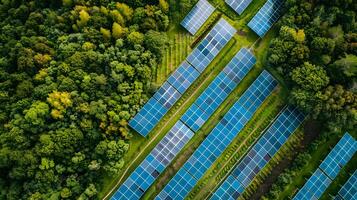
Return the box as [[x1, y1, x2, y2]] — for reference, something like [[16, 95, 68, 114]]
[[294, 169, 332, 200], [181, 48, 256, 132], [293, 133, 357, 200], [181, 0, 215, 35], [187, 18, 236, 72], [225, 0, 253, 15], [336, 170, 357, 200], [211, 106, 305, 200], [319, 134, 357, 180], [115, 21, 238, 199], [112, 121, 194, 200], [156, 70, 278, 200], [248, 0, 284, 37], [129, 19, 235, 137]]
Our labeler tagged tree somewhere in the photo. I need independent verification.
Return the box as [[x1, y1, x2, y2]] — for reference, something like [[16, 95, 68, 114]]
[[112, 22, 125, 39], [291, 62, 329, 91], [127, 31, 144, 45], [77, 10, 90, 28], [159, 0, 169, 13], [24, 101, 49, 126]]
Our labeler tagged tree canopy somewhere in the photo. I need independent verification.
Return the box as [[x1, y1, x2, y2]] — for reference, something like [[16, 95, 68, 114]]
[[268, 0, 357, 131], [0, 0, 169, 199]]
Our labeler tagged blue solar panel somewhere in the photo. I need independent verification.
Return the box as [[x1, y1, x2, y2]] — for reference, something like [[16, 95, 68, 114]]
[[187, 18, 236, 72], [156, 71, 279, 200], [181, 48, 256, 132], [319, 133, 357, 179], [167, 61, 200, 94], [129, 98, 168, 136], [211, 106, 304, 200], [156, 167, 198, 200], [248, 0, 283, 37], [112, 121, 194, 200], [225, 0, 253, 15], [293, 133, 357, 200], [336, 170, 357, 200], [181, 0, 215, 35], [223, 48, 256, 84], [293, 169, 332, 200], [153, 82, 182, 109]]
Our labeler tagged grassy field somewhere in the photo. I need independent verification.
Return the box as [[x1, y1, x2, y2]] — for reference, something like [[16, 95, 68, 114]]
[[99, 0, 288, 198], [156, 26, 193, 84]]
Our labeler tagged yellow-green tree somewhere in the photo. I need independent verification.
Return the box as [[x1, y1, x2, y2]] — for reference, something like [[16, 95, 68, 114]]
[[47, 91, 72, 119]]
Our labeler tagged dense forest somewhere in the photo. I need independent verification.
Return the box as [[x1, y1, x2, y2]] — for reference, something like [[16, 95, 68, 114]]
[[268, 0, 357, 131], [0, 0, 181, 199]]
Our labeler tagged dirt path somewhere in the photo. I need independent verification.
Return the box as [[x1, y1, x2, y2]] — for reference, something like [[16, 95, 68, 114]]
[[249, 120, 321, 200], [102, 61, 227, 200]]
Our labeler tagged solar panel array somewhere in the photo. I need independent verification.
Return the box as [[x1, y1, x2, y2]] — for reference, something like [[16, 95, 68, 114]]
[[225, 0, 253, 15], [248, 0, 284, 37], [181, 48, 256, 132], [293, 133, 357, 200], [336, 170, 357, 200], [156, 71, 278, 200], [129, 19, 236, 137], [112, 121, 194, 200], [187, 18, 236, 72], [181, 0, 215, 35], [211, 106, 305, 200]]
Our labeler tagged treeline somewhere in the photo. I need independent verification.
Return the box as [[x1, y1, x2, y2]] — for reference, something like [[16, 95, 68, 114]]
[[268, 0, 357, 131], [0, 0, 171, 199]]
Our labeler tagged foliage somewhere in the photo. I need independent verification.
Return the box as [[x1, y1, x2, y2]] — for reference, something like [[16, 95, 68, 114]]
[[0, 0, 169, 199], [268, 0, 357, 131]]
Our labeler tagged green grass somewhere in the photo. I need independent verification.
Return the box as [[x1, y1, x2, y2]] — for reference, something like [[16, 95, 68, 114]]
[[157, 25, 193, 84]]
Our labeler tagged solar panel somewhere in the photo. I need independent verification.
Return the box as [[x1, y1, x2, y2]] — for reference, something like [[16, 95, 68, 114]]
[[129, 98, 168, 136], [167, 61, 200, 94], [156, 71, 279, 200], [153, 82, 182, 109], [181, 0, 215, 35], [112, 121, 194, 200], [293, 133, 357, 200], [187, 18, 236, 72], [248, 0, 284, 37], [293, 169, 332, 200], [225, 0, 253, 15], [211, 106, 305, 199], [129, 61, 202, 137], [181, 72, 236, 131], [336, 170, 357, 200], [181, 48, 256, 132], [319, 133, 357, 179]]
